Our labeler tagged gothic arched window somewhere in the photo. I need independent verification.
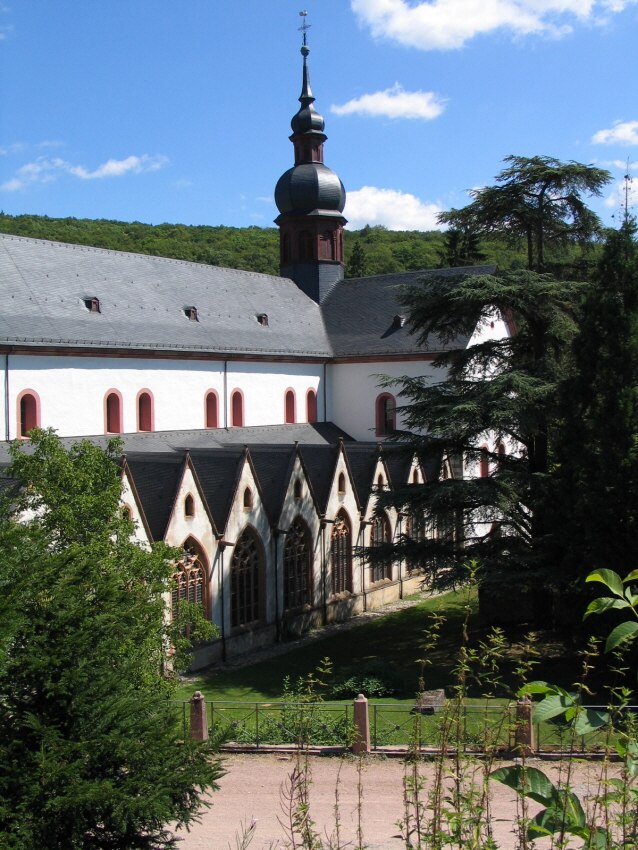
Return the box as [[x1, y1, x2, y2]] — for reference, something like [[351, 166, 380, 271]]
[[231, 528, 264, 628], [369, 513, 392, 583], [284, 517, 312, 610], [172, 541, 208, 632], [330, 510, 352, 594]]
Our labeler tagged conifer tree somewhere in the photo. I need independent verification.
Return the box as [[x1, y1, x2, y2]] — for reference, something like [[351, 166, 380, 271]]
[[0, 430, 222, 850], [347, 238, 368, 277]]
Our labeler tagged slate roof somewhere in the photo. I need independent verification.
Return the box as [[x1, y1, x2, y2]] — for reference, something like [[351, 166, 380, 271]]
[[0, 234, 332, 358], [298, 443, 343, 515], [248, 446, 297, 525], [0, 233, 496, 360], [124, 453, 184, 542], [343, 444, 381, 509], [321, 266, 497, 358], [187, 449, 245, 534]]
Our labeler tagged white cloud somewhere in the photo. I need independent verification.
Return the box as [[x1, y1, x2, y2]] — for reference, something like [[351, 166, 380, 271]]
[[345, 185, 444, 230], [331, 83, 446, 120], [0, 153, 168, 192], [592, 120, 638, 146], [350, 0, 637, 50], [603, 167, 638, 208]]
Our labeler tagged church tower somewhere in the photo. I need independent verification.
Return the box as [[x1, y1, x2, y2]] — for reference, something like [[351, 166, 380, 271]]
[[275, 17, 347, 303]]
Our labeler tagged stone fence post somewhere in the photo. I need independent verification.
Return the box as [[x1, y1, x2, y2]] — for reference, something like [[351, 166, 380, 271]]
[[190, 690, 209, 742], [514, 696, 536, 755], [352, 693, 370, 754]]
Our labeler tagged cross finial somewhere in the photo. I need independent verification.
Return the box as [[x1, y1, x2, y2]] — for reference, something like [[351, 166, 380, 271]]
[[298, 10, 311, 49]]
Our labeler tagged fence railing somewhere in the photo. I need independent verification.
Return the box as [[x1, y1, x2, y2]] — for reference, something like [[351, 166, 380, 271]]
[[171, 696, 638, 754]]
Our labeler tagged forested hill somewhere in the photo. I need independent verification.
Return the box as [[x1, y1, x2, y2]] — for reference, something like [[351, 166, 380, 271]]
[[0, 213, 527, 277]]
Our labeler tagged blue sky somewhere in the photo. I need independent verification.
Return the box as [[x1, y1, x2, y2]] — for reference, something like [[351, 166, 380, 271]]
[[1, 0, 637, 231]]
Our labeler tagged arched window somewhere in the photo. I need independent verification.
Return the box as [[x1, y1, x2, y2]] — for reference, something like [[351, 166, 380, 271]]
[[231, 390, 244, 427], [284, 389, 296, 424], [172, 541, 208, 630], [299, 230, 313, 261], [306, 389, 317, 424], [497, 442, 506, 471], [330, 510, 352, 594], [412, 469, 420, 484], [479, 446, 489, 478], [243, 487, 253, 511], [405, 511, 427, 574], [184, 494, 195, 518], [319, 230, 334, 260], [375, 393, 396, 437], [284, 517, 312, 610], [337, 472, 346, 495], [137, 390, 153, 432], [17, 390, 40, 438], [205, 391, 219, 429], [377, 474, 384, 490], [104, 390, 123, 434], [231, 527, 264, 628], [294, 478, 303, 500], [370, 513, 392, 582]]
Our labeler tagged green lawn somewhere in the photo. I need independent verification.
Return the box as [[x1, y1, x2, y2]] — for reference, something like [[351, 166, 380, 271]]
[[177, 588, 612, 705]]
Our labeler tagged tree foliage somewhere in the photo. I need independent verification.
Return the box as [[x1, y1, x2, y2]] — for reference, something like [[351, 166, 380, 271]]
[[438, 155, 611, 272], [0, 430, 222, 850], [552, 219, 638, 580], [379, 270, 585, 597]]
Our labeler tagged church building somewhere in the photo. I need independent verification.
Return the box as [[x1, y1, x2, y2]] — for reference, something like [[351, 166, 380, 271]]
[[0, 35, 507, 666]]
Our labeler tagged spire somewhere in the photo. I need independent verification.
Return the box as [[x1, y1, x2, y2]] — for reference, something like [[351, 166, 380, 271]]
[[274, 11, 347, 303]]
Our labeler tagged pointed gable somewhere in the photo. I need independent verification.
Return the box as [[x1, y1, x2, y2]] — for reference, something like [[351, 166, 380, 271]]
[[124, 452, 184, 543]]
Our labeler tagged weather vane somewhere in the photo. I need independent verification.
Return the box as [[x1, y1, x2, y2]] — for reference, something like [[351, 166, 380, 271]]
[[298, 9, 311, 49]]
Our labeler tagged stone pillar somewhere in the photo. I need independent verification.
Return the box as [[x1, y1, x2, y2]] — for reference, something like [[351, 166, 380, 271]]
[[190, 691, 209, 742], [515, 696, 536, 756], [352, 694, 370, 754]]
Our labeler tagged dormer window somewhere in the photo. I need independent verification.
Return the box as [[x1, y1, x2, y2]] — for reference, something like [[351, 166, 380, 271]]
[[257, 313, 269, 327], [393, 314, 406, 328], [184, 306, 198, 322], [84, 296, 101, 313]]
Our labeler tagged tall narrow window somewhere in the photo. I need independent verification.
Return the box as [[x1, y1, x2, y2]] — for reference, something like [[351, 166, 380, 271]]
[[184, 494, 195, 518], [17, 390, 39, 438], [306, 389, 317, 424], [205, 391, 219, 428], [337, 472, 346, 495], [231, 390, 244, 427], [405, 511, 427, 574], [284, 517, 312, 610], [171, 541, 208, 632], [330, 510, 352, 594], [284, 389, 296, 424], [105, 390, 123, 434], [299, 230, 313, 261], [137, 390, 153, 432], [231, 528, 263, 628], [375, 393, 396, 436], [479, 446, 489, 478], [497, 442, 506, 471], [370, 513, 392, 582]]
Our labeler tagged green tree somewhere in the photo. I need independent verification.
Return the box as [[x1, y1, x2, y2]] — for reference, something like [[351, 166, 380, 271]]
[[378, 269, 585, 611], [552, 218, 638, 581], [438, 227, 486, 268], [346, 239, 368, 277], [439, 156, 611, 272], [0, 430, 222, 850]]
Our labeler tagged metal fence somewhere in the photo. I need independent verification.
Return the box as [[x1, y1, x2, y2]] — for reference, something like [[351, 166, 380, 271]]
[[171, 698, 638, 753]]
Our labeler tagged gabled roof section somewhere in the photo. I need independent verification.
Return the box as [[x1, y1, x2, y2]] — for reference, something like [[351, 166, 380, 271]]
[[343, 443, 381, 509], [123, 452, 184, 543], [187, 448, 246, 534], [381, 445, 415, 489], [248, 446, 297, 525], [296, 444, 340, 515], [0, 233, 332, 358], [321, 265, 497, 358]]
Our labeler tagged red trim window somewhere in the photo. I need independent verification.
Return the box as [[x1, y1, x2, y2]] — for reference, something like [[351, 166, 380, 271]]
[[306, 389, 317, 424], [479, 445, 489, 478], [17, 390, 40, 438], [205, 390, 219, 429], [375, 393, 396, 436], [136, 390, 154, 432], [104, 390, 123, 434], [284, 389, 296, 424], [231, 390, 244, 427]]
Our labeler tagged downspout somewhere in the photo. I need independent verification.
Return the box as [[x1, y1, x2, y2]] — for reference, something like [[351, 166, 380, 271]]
[[397, 512, 404, 599], [273, 527, 281, 642], [4, 353, 9, 441], [223, 360, 228, 428], [359, 520, 369, 612], [320, 520, 328, 625], [218, 541, 227, 663]]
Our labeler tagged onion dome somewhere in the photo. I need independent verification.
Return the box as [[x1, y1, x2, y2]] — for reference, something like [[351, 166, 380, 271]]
[[275, 163, 345, 216]]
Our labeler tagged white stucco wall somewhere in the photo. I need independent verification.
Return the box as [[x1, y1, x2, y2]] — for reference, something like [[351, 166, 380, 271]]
[[6, 354, 325, 439]]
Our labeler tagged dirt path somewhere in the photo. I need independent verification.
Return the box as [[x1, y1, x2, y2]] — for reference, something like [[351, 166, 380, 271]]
[[175, 753, 613, 850]]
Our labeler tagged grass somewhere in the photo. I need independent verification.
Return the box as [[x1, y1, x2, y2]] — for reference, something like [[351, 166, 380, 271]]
[[177, 587, 614, 705]]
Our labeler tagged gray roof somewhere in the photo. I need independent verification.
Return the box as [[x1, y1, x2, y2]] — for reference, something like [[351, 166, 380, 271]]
[[0, 233, 495, 361], [0, 233, 332, 358], [321, 266, 497, 358]]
